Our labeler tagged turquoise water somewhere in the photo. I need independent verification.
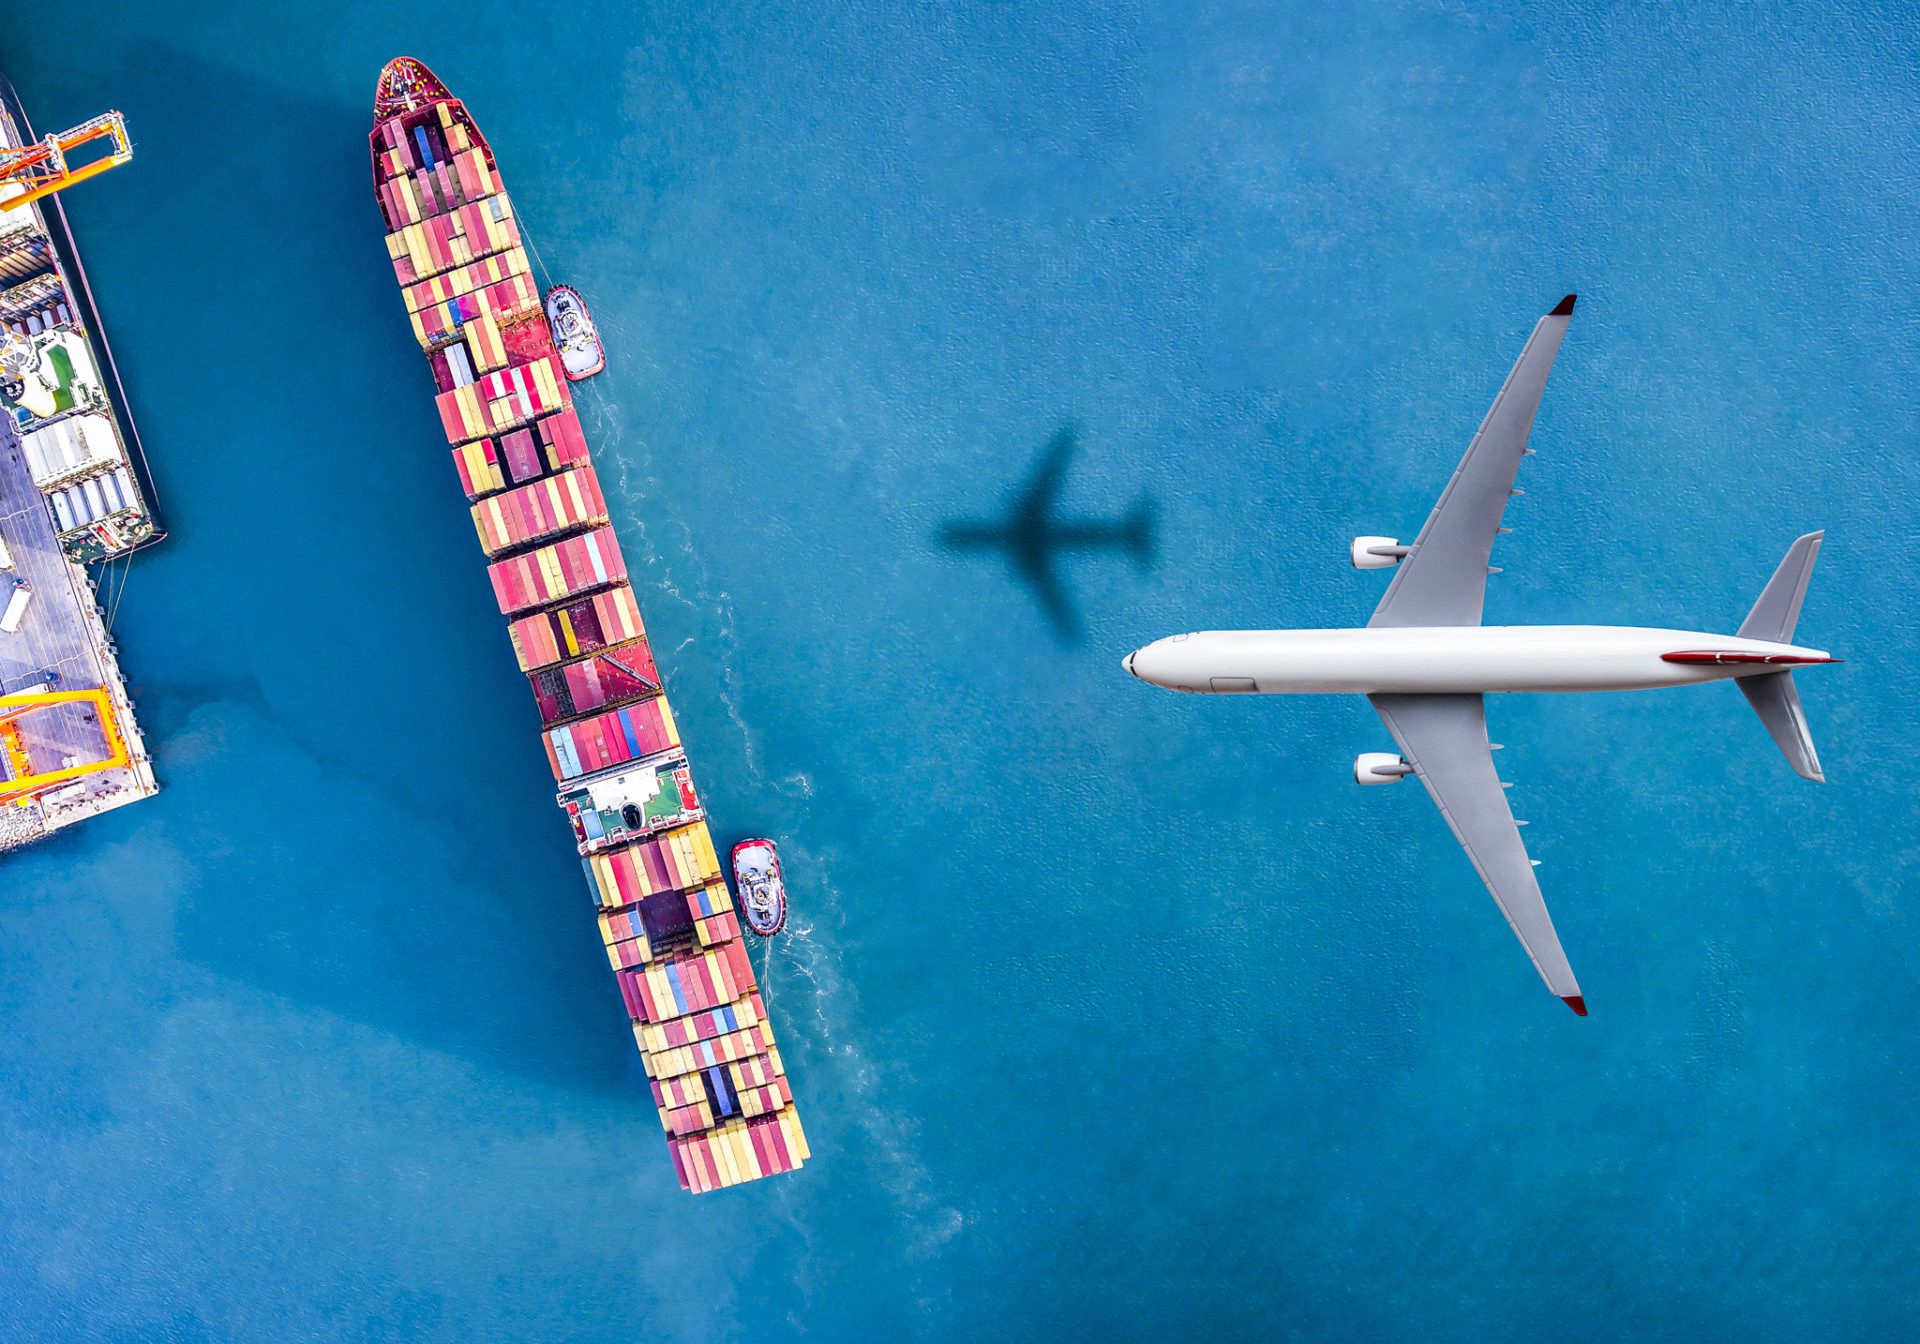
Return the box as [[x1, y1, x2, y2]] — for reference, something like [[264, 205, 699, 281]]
[[3, 3, 1916, 1339]]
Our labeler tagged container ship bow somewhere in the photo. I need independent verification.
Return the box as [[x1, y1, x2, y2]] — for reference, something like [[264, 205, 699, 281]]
[[368, 58, 807, 1193]]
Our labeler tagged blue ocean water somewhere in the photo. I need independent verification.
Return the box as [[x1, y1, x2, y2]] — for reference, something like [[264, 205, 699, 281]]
[[1, 2, 1915, 1339]]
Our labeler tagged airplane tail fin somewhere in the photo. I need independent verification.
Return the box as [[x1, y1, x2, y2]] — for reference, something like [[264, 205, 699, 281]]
[[1736, 531, 1828, 782], [1122, 497, 1156, 569], [1737, 531, 1822, 643]]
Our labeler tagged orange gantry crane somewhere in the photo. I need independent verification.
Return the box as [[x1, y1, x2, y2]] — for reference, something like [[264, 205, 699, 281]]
[[0, 110, 131, 211], [0, 689, 130, 805]]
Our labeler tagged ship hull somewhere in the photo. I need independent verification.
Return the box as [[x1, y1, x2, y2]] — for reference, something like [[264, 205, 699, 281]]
[[369, 58, 807, 1193]]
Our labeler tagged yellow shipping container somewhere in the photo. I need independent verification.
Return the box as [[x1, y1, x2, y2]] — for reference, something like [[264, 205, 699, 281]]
[[406, 224, 433, 278], [726, 1127, 762, 1182], [469, 312, 507, 371], [535, 546, 565, 598], [530, 357, 559, 406], [395, 173, 423, 224], [454, 386, 485, 440], [780, 1111, 811, 1162], [586, 853, 615, 905], [477, 444, 505, 493], [710, 1130, 741, 1187], [457, 442, 505, 495], [645, 967, 673, 1014], [689, 818, 718, 872], [603, 589, 638, 641]]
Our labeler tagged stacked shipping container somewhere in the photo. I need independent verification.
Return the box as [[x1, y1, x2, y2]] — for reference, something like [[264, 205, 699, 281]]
[[369, 58, 806, 1192]]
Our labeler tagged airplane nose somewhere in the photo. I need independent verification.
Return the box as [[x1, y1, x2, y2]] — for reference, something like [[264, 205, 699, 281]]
[[1124, 651, 1139, 678]]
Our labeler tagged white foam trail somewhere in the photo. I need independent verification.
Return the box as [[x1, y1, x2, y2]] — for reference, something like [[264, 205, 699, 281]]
[[598, 435, 956, 1263]]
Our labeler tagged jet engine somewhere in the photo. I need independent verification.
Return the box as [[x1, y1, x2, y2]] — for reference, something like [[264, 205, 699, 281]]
[[1350, 536, 1407, 569], [1354, 752, 1412, 785]]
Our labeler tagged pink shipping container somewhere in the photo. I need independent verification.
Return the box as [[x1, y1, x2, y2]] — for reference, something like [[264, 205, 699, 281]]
[[544, 695, 680, 782], [506, 587, 645, 671], [486, 527, 628, 614], [471, 463, 608, 556]]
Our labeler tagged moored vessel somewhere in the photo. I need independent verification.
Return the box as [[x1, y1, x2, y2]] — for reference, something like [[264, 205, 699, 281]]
[[544, 284, 604, 380], [732, 838, 788, 937]]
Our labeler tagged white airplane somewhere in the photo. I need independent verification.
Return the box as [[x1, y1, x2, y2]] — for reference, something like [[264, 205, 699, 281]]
[[1124, 295, 1838, 1014]]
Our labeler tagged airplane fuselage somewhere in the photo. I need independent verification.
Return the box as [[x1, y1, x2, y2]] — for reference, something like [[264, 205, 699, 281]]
[[1124, 625, 1838, 696]]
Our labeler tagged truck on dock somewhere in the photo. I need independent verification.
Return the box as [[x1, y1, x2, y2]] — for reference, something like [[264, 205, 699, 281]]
[[1, 576, 31, 634]]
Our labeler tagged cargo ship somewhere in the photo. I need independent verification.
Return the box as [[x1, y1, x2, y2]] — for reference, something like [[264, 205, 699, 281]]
[[0, 73, 162, 852], [368, 58, 807, 1193]]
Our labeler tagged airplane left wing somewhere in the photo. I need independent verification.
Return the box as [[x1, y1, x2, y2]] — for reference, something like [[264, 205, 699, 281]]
[[1013, 426, 1076, 527], [1368, 692, 1587, 1014], [1369, 295, 1575, 628]]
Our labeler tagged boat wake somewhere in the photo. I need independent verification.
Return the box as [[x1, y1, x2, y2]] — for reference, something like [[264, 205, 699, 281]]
[[596, 436, 958, 1251]]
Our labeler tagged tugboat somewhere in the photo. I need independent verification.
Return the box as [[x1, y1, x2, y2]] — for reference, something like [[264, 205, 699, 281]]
[[731, 838, 787, 937], [544, 284, 605, 380]]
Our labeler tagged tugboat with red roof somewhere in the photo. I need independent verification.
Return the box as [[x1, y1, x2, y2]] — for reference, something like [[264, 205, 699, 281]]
[[732, 838, 788, 937]]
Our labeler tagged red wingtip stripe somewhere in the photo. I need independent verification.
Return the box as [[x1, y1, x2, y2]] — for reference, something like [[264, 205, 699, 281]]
[[1562, 995, 1588, 1017]]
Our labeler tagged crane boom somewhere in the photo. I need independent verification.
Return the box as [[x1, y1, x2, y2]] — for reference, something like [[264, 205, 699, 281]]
[[0, 110, 131, 211]]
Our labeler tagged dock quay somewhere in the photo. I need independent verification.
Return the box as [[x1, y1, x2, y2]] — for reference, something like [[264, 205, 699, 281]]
[[0, 74, 161, 851]]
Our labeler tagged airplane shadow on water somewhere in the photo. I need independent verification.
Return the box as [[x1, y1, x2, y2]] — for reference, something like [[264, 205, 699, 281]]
[[939, 426, 1157, 643]]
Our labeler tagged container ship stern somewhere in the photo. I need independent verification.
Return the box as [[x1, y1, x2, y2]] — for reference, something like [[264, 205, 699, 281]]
[[368, 57, 807, 1193]]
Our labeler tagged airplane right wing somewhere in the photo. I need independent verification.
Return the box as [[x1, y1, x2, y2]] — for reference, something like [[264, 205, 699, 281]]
[[1369, 296, 1576, 629], [1368, 692, 1587, 1014]]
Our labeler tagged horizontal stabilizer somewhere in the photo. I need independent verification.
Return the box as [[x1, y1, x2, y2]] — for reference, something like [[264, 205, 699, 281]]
[[1738, 532, 1823, 644], [1738, 670, 1825, 783]]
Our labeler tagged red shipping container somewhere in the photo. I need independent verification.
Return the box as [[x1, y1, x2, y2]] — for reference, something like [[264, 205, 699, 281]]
[[725, 940, 756, 997], [686, 956, 717, 1009], [748, 1119, 775, 1173], [756, 1113, 792, 1169], [538, 407, 590, 468]]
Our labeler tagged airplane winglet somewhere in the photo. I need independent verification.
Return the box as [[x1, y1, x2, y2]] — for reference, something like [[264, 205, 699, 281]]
[[1550, 294, 1577, 317], [1561, 995, 1588, 1016]]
